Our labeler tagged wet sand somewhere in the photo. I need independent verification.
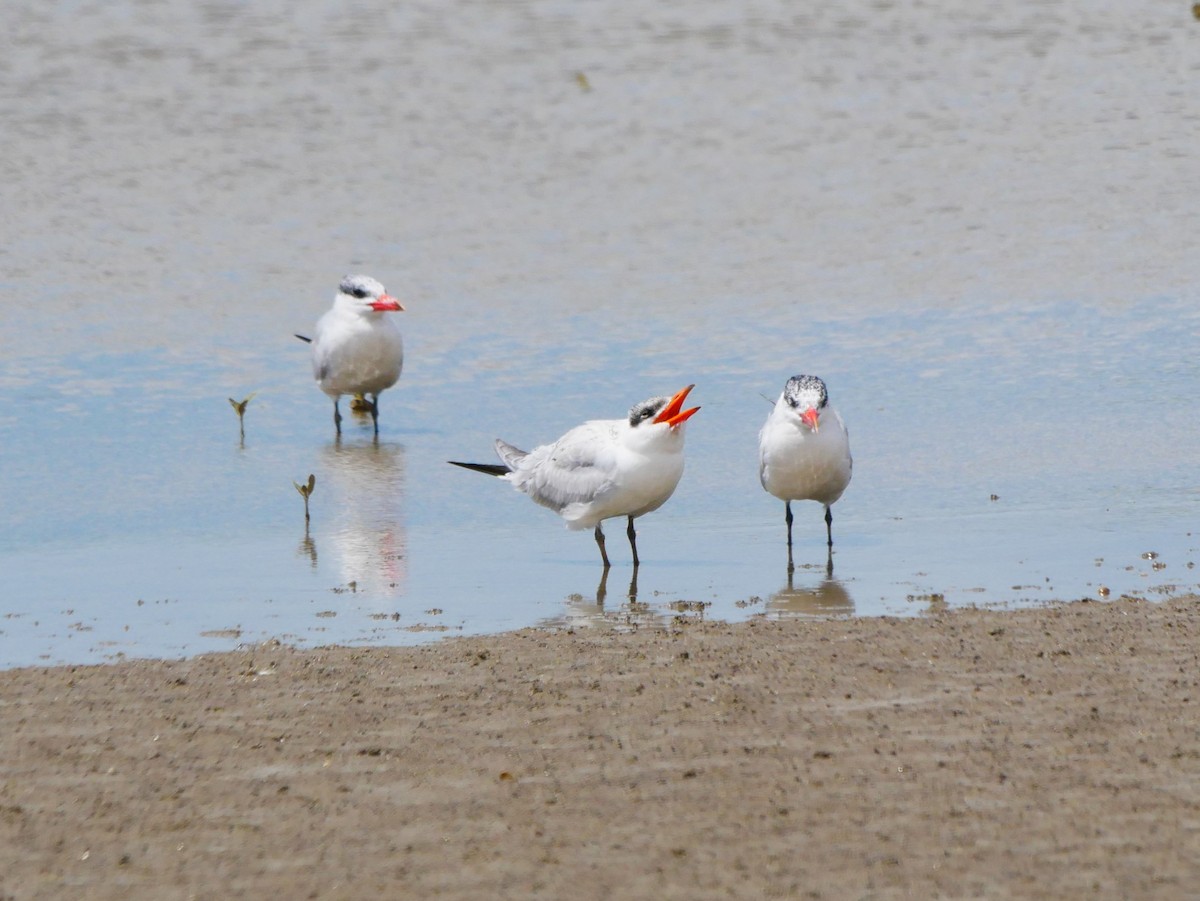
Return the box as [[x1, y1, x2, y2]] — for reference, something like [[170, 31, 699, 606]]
[[2, 596, 1198, 899]]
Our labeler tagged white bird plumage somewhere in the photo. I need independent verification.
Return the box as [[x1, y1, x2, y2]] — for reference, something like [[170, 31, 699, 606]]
[[307, 274, 405, 435], [758, 374, 852, 567], [450, 385, 701, 567]]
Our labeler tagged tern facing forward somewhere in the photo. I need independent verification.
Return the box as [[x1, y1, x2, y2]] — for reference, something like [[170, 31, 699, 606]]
[[450, 385, 701, 568], [759, 375, 852, 563], [299, 275, 405, 435]]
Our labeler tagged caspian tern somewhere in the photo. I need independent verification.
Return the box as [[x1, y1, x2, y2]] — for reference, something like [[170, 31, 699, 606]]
[[449, 385, 701, 568], [758, 375, 852, 563], [296, 275, 405, 435]]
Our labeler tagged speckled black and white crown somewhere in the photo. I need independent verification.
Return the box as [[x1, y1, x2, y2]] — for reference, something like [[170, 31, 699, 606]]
[[783, 374, 829, 411]]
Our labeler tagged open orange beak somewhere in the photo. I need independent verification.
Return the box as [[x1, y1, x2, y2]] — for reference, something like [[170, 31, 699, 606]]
[[800, 407, 820, 432], [370, 293, 404, 312], [653, 384, 701, 428]]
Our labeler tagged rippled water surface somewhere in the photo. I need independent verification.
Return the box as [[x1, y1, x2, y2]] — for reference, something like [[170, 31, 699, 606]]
[[2, 0, 1198, 666]]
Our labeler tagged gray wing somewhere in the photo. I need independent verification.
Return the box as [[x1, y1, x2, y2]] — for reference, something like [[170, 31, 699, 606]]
[[503, 420, 619, 514]]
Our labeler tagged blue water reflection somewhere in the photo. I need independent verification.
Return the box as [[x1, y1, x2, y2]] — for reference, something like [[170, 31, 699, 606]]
[[0, 296, 1196, 667]]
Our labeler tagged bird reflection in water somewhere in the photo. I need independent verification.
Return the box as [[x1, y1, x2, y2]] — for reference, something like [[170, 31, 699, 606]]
[[596, 566, 639, 606], [767, 552, 854, 617], [544, 568, 666, 633], [300, 439, 407, 599]]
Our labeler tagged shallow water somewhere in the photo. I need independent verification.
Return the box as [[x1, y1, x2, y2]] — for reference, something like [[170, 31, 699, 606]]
[[2, 0, 1198, 666]]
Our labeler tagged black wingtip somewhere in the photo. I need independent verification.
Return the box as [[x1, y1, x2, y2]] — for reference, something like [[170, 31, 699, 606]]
[[294, 333, 312, 343], [448, 460, 510, 477]]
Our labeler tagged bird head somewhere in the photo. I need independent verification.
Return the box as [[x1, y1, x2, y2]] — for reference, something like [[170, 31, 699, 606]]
[[783, 374, 829, 433], [337, 274, 404, 313], [628, 384, 700, 431]]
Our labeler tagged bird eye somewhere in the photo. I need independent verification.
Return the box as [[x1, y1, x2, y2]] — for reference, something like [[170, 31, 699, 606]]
[[351, 286, 370, 299]]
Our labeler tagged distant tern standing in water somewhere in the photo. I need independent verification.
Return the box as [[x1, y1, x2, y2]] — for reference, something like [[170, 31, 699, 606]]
[[759, 375, 852, 567], [450, 385, 701, 568], [297, 274, 405, 436]]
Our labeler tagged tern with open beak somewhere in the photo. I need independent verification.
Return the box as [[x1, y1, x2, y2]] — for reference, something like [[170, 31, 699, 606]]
[[450, 385, 701, 568]]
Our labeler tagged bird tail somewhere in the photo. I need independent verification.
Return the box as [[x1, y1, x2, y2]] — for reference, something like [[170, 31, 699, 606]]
[[493, 439, 528, 470], [448, 460, 510, 477], [294, 334, 312, 343], [448, 439, 529, 477]]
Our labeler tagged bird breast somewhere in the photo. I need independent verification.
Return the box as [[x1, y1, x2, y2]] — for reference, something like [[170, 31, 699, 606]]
[[314, 312, 404, 397], [759, 408, 851, 505]]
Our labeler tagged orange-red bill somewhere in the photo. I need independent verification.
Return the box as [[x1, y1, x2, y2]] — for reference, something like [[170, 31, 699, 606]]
[[371, 293, 405, 312], [653, 384, 696, 424], [665, 406, 700, 428], [800, 408, 820, 431]]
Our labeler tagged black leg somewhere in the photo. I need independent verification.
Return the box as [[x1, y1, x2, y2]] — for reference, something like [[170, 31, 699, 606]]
[[785, 501, 795, 574], [370, 393, 380, 434], [594, 524, 611, 568], [824, 505, 834, 548], [626, 515, 640, 568], [333, 398, 342, 435]]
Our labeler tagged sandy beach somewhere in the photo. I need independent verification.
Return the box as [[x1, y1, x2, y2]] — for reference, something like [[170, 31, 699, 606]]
[[2, 595, 1198, 899]]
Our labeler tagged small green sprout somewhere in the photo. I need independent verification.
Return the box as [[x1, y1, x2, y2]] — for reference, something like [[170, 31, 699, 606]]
[[294, 473, 316, 522], [228, 392, 257, 439]]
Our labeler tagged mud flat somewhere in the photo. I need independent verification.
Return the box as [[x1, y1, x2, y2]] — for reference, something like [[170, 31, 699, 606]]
[[2, 595, 1198, 899]]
